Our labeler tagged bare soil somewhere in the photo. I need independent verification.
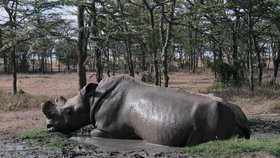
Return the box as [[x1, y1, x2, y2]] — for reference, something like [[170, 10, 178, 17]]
[[0, 72, 280, 157]]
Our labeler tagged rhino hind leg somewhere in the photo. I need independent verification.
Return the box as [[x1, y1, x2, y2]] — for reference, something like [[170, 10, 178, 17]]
[[234, 122, 251, 139], [91, 129, 112, 138]]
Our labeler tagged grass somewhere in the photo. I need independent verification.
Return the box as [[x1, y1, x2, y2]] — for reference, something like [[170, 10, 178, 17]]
[[14, 129, 73, 147], [185, 137, 280, 157], [0, 90, 46, 111], [15, 129, 49, 139]]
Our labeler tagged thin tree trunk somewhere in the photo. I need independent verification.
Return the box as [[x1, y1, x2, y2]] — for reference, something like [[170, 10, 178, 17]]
[[11, 47, 17, 94], [253, 35, 262, 86], [41, 56, 45, 73], [77, 4, 87, 89], [50, 53, 53, 72], [143, 0, 159, 85], [161, 0, 175, 87], [112, 50, 116, 76], [232, 29, 239, 84], [140, 42, 147, 82], [272, 60, 280, 85], [248, 9, 254, 92], [105, 47, 110, 77], [117, 0, 134, 77], [95, 48, 102, 82], [125, 40, 134, 77], [90, 1, 102, 82], [271, 38, 280, 85]]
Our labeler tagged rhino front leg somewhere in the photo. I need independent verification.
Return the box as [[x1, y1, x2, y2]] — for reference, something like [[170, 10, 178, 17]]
[[91, 129, 112, 138]]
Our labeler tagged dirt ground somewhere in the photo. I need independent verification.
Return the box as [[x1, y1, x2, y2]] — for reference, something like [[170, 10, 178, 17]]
[[0, 72, 280, 157]]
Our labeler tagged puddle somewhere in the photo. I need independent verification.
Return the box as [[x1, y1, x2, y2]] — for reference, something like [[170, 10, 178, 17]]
[[70, 136, 184, 153]]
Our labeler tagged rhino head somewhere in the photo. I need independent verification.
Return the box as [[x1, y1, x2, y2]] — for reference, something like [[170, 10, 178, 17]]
[[41, 83, 98, 134]]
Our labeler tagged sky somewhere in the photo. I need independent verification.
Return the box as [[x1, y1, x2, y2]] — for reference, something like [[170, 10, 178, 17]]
[[0, 5, 77, 25]]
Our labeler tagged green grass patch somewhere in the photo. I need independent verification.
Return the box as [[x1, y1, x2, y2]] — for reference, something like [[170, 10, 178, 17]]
[[185, 137, 280, 157], [14, 129, 74, 147], [15, 129, 49, 139], [45, 137, 72, 147]]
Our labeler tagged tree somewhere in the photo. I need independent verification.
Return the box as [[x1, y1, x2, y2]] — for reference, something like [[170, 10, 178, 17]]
[[77, 2, 88, 89], [2, 0, 20, 94], [55, 39, 78, 72], [159, 0, 176, 87]]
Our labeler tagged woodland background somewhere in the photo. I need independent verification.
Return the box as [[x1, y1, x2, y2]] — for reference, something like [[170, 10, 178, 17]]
[[1, 0, 280, 94]]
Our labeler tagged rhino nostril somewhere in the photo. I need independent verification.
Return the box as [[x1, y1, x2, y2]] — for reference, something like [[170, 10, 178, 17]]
[[47, 124, 53, 129]]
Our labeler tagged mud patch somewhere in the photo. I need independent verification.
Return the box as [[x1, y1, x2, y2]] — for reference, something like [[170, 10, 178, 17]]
[[1, 118, 279, 158], [0, 137, 195, 158], [249, 118, 280, 137]]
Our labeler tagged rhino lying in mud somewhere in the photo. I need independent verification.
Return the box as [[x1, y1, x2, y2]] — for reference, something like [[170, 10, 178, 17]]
[[42, 76, 250, 147]]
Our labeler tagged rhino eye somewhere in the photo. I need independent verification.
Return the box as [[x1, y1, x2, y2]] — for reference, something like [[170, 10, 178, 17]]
[[63, 107, 74, 118]]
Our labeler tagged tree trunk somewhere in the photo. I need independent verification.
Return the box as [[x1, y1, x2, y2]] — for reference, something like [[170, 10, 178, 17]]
[[58, 56, 61, 72], [112, 50, 116, 76], [248, 9, 254, 92], [189, 30, 195, 73], [90, 1, 102, 82], [143, 0, 159, 85], [272, 59, 280, 85], [232, 29, 239, 84], [125, 39, 134, 77], [271, 38, 280, 86], [50, 53, 53, 72], [252, 34, 262, 86], [160, 0, 175, 87], [95, 48, 102, 82], [105, 47, 110, 77], [77, 4, 87, 89], [140, 42, 147, 82], [117, 0, 134, 77], [11, 46, 17, 94], [41, 56, 45, 73]]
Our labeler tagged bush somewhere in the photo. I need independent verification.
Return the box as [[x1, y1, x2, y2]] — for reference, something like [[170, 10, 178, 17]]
[[140, 71, 154, 84], [208, 59, 245, 86]]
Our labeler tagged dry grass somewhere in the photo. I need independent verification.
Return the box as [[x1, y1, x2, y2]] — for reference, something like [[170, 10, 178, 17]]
[[0, 91, 47, 111]]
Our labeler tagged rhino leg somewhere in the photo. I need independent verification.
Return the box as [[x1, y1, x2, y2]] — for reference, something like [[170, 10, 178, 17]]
[[91, 129, 112, 138]]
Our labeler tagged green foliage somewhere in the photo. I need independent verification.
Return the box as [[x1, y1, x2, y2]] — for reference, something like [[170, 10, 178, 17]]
[[140, 71, 154, 84], [15, 129, 49, 139], [18, 52, 30, 73], [55, 39, 78, 69], [45, 138, 72, 147], [185, 137, 280, 157], [208, 59, 244, 86]]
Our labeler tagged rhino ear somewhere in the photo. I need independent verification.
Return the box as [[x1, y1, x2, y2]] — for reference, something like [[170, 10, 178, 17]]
[[80, 83, 98, 97], [55, 96, 67, 106]]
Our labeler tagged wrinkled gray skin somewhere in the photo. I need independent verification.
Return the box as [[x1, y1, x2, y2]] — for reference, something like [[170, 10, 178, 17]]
[[42, 76, 250, 147]]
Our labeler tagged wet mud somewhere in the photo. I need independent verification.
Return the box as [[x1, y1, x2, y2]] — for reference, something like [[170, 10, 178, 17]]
[[0, 118, 279, 158]]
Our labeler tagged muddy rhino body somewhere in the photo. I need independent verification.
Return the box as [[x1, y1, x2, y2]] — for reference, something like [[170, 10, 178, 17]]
[[42, 76, 250, 147]]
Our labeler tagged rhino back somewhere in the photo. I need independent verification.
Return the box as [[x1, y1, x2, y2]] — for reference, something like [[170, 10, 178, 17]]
[[123, 82, 220, 146]]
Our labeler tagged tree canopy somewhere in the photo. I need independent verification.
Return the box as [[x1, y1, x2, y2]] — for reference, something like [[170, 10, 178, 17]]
[[1, 0, 280, 93]]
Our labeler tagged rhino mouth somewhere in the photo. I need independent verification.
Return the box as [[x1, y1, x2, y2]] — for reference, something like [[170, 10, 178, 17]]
[[46, 123, 56, 132]]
